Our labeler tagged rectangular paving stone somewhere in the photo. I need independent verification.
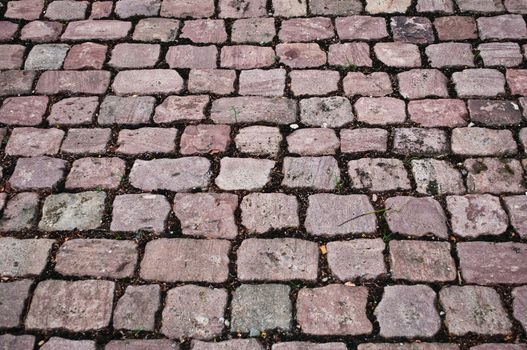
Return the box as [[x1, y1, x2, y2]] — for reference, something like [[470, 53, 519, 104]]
[[239, 69, 286, 97], [26, 280, 115, 332], [133, 18, 180, 42], [154, 95, 208, 123], [348, 158, 411, 192], [240, 193, 298, 234], [211, 97, 297, 124], [0, 334, 35, 350], [181, 19, 227, 43], [219, 0, 266, 18], [355, 97, 406, 125], [287, 128, 339, 156], [310, 0, 363, 14], [66, 157, 126, 190], [464, 158, 525, 194], [435, 16, 477, 40], [235, 126, 282, 156], [192, 340, 264, 350], [20, 20, 63, 42], [111, 194, 171, 233], [61, 128, 111, 154], [36, 70, 110, 95], [359, 344, 459, 350], [62, 20, 132, 40], [216, 157, 275, 191], [5, 0, 45, 20], [300, 96, 353, 127], [467, 99, 522, 126], [10, 156, 67, 190], [117, 128, 177, 154], [0, 279, 32, 328], [188, 69, 236, 95], [408, 99, 468, 127], [64, 42, 107, 70], [114, 0, 161, 18], [231, 18, 276, 43], [0, 70, 36, 96], [48, 96, 98, 126], [479, 42, 523, 67], [109, 43, 160, 69], [40, 337, 96, 350], [327, 239, 386, 281], [273, 342, 347, 350], [513, 286, 527, 333], [344, 72, 392, 97], [55, 239, 137, 278], [279, 17, 334, 42], [0, 44, 25, 69], [98, 95, 155, 125], [237, 238, 318, 281], [45, 1, 89, 20], [452, 127, 517, 156], [392, 128, 448, 156], [374, 42, 421, 68], [140, 238, 230, 283], [336, 16, 388, 40], [180, 124, 231, 155], [112, 69, 183, 95], [411, 159, 466, 195], [6, 127, 64, 157], [457, 241, 527, 284], [106, 340, 179, 350], [478, 14, 527, 40], [166, 45, 217, 69], [290, 70, 340, 96], [25, 44, 69, 70], [452, 69, 506, 97], [0, 96, 48, 126], [113, 284, 160, 331], [160, 0, 214, 17], [340, 128, 388, 153], [276, 43, 326, 68], [282, 156, 340, 190]]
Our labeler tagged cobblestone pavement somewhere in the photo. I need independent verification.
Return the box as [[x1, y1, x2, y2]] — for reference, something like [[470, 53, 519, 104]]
[[0, 0, 527, 349]]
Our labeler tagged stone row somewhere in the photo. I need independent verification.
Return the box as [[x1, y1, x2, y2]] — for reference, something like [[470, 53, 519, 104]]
[[1, 276, 526, 338]]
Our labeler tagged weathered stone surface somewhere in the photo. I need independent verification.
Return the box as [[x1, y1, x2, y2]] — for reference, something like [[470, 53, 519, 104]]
[[305, 194, 377, 236], [297, 285, 372, 335], [112, 69, 183, 95], [392, 128, 448, 155], [375, 285, 441, 338], [48, 96, 98, 126], [0, 193, 40, 232], [464, 158, 525, 194], [111, 194, 171, 233], [0, 279, 32, 328], [141, 239, 230, 283], [329, 42, 372, 67], [273, 0, 307, 16], [219, 0, 267, 18], [106, 340, 179, 350], [162, 285, 227, 339], [55, 239, 137, 278], [426, 43, 474, 68], [327, 239, 386, 281], [231, 18, 276, 43], [180, 124, 231, 155], [417, 0, 454, 12], [160, 0, 214, 17], [310, 0, 362, 14], [282, 156, 340, 190], [188, 69, 236, 95], [276, 43, 326, 68], [0, 334, 35, 350], [344, 72, 392, 97], [468, 99, 522, 126], [237, 238, 318, 281], [235, 126, 282, 156], [478, 15, 527, 40], [390, 240, 456, 282], [451, 128, 517, 156], [64, 42, 107, 70], [408, 99, 468, 127], [61, 128, 111, 154], [287, 128, 339, 155], [385, 196, 449, 239], [366, 0, 412, 13], [479, 42, 523, 67], [6, 127, 64, 157], [355, 97, 406, 125], [273, 343, 348, 350], [0, 96, 48, 126], [513, 287, 527, 332], [62, 20, 131, 40], [46, 1, 89, 20], [10, 156, 66, 190], [453, 69, 506, 97], [231, 284, 291, 332], [290, 70, 340, 96], [221, 45, 275, 69], [21, 21, 63, 42], [0, 70, 35, 96], [240, 193, 298, 234], [300, 97, 353, 127], [66, 157, 126, 190], [109, 43, 160, 69], [115, 0, 160, 18], [5, 0, 45, 20], [216, 157, 275, 191], [113, 285, 160, 331], [435, 16, 477, 40], [374, 42, 421, 68], [411, 159, 465, 195], [154, 95, 209, 123], [36, 70, 110, 95], [40, 337, 96, 350], [279, 17, 334, 42], [26, 280, 115, 332], [340, 128, 388, 153], [503, 196, 527, 238], [359, 344, 460, 350], [0, 22, 18, 42], [456, 0, 504, 12], [166, 45, 217, 69], [133, 18, 180, 42], [440, 286, 512, 335], [348, 158, 411, 192], [239, 69, 285, 97], [39, 192, 106, 231], [117, 128, 177, 154], [129, 157, 211, 192], [507, 69, 527, 96], [391, 16, 434, 43], [398, 69, 449, 99], [336, 16, 388, 40], [174, 193, 239, 240], [457, 242, 527, 284], [192, 339, 264, 350], [25, 44, 69, 70], [211, 97, 297, 124]]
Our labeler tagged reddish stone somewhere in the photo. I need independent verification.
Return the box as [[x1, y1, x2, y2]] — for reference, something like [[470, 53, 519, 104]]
[[276, 43, 326, 68], [61, 20, 131, 40], [133, 18, 180, 42], [61, 128, 110, 154], [335, 16, 388, 40], [221, 45, 275, 69], [160, 0, 215, 17], [397, 69, 449, 99], [181, 19, 227, 43], [416, 0, 454, 12], [479, 42, 523, 67], [63, 42, 107, 70], [231, 18, 276, 43], [282, 156, 340, 190], [408, 99, 468, 127], [5, 0, 44, 20], [0, 194, 40, 232], [188, 69, 236, 95], [392, 128, 448, 155], [26, 280, 115, 332], [0, 21, 19, 42], [235, 126, 282, 156], [20, 21, 63, 42], [174, 193, 238, 239], [391, 16, 434, 44], [451, 127, 516, 156], [215, 157, 275, 190], [166, 45, 217, 69], [507, 69, 527, 96], [109, 43, 160, 69], [360, 344, 459, 350], [98, 95, 155, 125], [240, 193, 299, 234], [0, 44, 25, 69], [434, 16, 478, 40], [154, 95, 209, 123], [211, 97, 296, 124], [55, 239, 137, 278], [327, 239, 386, 281], [113, 285, 160, 331], [273, 0, 306, 16], [468, 99, 522, 126], [366, 0, 412, 13], [113, 69, 183, 95], [180, 124, 231, 155], [340, 128, 388, 153], [456, 0, 504, 12], [279, 17, 334, 42], [305, 194, 377, 236], [310, 0, 362, 14], [129, 157, 211, 192], [141, 238, 230, 283], [348, 158, 411, 192], [478, 15, 527, 40], [412, 159, 465, 195], [287, 128, 339, 155], [117, 128, 177, 154], [6, 128, 64, 157], [328, 42, 371, 67], [355, 97, 406, 125], [10, 156, 67, 190], [503, 196, 527, 238], [48, 96, 98, 126], [274, 343, 347, 350], [465, 158, 525, 194], [111, 194, 170, 233], [239, 69, 285, 96], [90, 1, 113, 19], [297, 285, 372, 336], [0, 335, 35, 350], [374, 42, 421, 67], [0, 96, 48, 126], [114, 0, 160, 18], [218, 0, 266, 18], [0, 279, 32, 328], [0, 237, 53, 276], [41, 337, 95, 350], [426, 43, 474, 68], [162, 285, 227, 339], [453, 69, 506, 97], [66, 157, 126, 190], [36, 70, 110, 95], [45, 1, 88, 20], [300, 96, 353, 127], [290, 70, 339, 96], [513, 287, 527, 332], [193, 339, 261, 349], [106, 340, 179, 350], [344, 72, 392, 97], [0, 70, 35, 96]]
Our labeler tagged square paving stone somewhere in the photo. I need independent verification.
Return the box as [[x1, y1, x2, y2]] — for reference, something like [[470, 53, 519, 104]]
[[385, 196, 449, 239], [0, 96, 48, 126], [66, 157, 126, 190], [512, 286, 527, 332], [48, 96, 99, 126], [0, 334, 35, 350], [447, 194, 508, 238], [98, 96, 156, 125], [411, 159, 466, 195], [61, 128, 111, 154], [117, 128, 178, 154], [327, 239, 386, 281], [0, 70, 35, 96], [503, 195, 527, 238], [305, 194, 377, 236], [10, 156, 67, 190], [55, 239, 137, 278], [111, 194, 170, 233], [397, 69, 449, 99], [439, 285, 512, 336], [282, 156, 340, 190], [375, 285, 441, 338], [348, 158, 411, 192], [6, 127, 64, 157], [180, 124, 231, 155], [129, 157, 211, 192], [40, 337, 96, 350], [63, 42, 107, 70], [113, 284, 160, 331], [389, 240, 456, 282], [235, 126, 282, 156], [297, 284, 372, 336], [240, 193, 299, 234], [0, 279, 33, 328], [192, 339, 264, 350], [25, 44, 69, 70], [39, 191, 106, 231], [457, 242, 527, 285], [464, 158, 525, 194], [237, 238, 319, 282], [215, 157, 275, 191], [26, 280, 115, 332], [141, 239, 230, 283], [173, 193, 238, 239], [231, 284, 292, 333], [0, 193, 40, 232], [162, 285, 227, 339]]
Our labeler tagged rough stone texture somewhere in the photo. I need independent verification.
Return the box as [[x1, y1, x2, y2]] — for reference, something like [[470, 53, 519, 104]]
[[409, 99, 468, 127], [366, 0, 412, 13], [25, 44, 69, 70], [478, 15, 527, 40], [0, 193, 40, 232], [231, 18, 276, 43], [211, 97, 297, 124], [464, 158, 525, 194], [231, 284, 292, 332], [180, 124, 231, 155], [115, 0, 160, 18], [26, 280, 115, 332], [160, 0, 214, 17], [112, 69, 183, 95], [109, 43, 160, 69], [0, 96, 48, 126], [21, 21, 63, 42], [411, 159, 466, 195], [48, 96, 98, 126], [174, 193, 238, 239], [287, 128, 339, 155], [162, 285, 227, 339], [273, 0, 307, 16], [0, 46, 27, 69], [66, 157, 126, 189], [512, 287, 527, 332], [46, 1, 88, 20], [133, 18, 180, 42], [467, 99, 522, 126], [435, 16, 477, 40], [355, 97, 406, 125], [273, 343, 348, 350], [189, 69, 236, 95], [0, 334, 35, 350], [391, 16, 435, 44], [113, 285, 160, 331], [166, 45, 217, 69], [479, 42, 523, 67], [216, 157, 275, 191], [457, 242, 527, 284], [36, 70, 110, 95], [237, 238, 318, 281], [397, 69, 449, 99], [290, 70, 340, 96], [348, 158, 411, 192], [129, 157, 211, 192], [374, 42, 421, 68], [279, 17, 334, 42], [300, 97, 353, 127], [503, 196, 527, 238], [276, 43, 326, 68], [507, 69, 527, 96], [426, 43, 474, 68], [141, 239, 230, 283], [282, 156, 340, 190], [0, 279, 32, 328], [106, 340, 179, 350], [297, 285, 372, 335], [385, 196, 449, 239], [55, 239, 137, 278], [117, 128, 177, 154], [336, 16, 388, 40], [375, 285, 441, 338], [10, 156, 67, 190], [328, 42, 372, 67], [40, 338, 96, 350], [453, 69, 506, 97], [154, 95, 209, 123], [440, 286, 512, 335], [239, 69, 285, 97], [390, 240, 456, 282], [39, 192, 106, 231], [221, 45, 275, 69], [111, 194, 171, 233], [305, 194, 377, 236], [340, 128, 388, 153], [6, 127, 64, 157], [451, 128, 517, 156], [327, 239, 386, 281], [392, 128, 448, 155], [235, 126, 282, 156], [64, 42, 107, 70], [192, 339, 264, 350], [344, 72, 393, 97], [61, 128, 111, 154], [62, 20, 131, 40], [0, 70, 35, 96], [240, 193, 299, 234]]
